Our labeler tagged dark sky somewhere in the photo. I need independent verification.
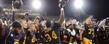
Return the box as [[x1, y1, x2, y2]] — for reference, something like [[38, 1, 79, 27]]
[[1, 0, 109, 20]]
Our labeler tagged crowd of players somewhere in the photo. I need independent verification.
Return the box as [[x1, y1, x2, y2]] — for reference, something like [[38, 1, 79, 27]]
[[0, 8, 109, 44]]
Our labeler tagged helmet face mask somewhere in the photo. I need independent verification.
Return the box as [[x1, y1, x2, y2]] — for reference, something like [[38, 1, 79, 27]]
[[13, 0, 23, 9]]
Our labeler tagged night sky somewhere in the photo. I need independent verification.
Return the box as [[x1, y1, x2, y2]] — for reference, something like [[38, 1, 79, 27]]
[[1, 0, 109, 20]]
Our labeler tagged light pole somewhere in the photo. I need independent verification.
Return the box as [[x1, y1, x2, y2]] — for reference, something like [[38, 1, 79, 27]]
[[32, 0, 42, 10], [73, 0, 84, 21], [74, 0, 84, 9], [31, 0, 42, 16]]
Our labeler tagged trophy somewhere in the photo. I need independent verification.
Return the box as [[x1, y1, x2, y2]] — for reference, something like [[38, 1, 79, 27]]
[[12, 0, 23, 9], [59, 0, 69, 8]]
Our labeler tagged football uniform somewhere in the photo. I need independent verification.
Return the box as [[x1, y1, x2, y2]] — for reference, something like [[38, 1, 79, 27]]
[[42, 29, 59, 44], [83, 28, 94, 44], [5, 32, 24, 44], [60, 29, 70, 44]]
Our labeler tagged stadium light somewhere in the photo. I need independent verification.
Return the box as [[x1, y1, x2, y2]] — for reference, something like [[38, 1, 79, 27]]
[[74, 0, 84, 9], [32, 0, 42, 10]]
